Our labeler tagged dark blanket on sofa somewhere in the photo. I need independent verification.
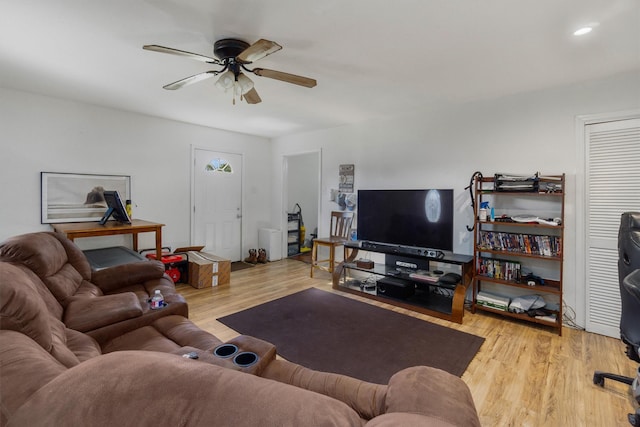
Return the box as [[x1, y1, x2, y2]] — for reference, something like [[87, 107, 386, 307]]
[[218, 287, 484, 383]]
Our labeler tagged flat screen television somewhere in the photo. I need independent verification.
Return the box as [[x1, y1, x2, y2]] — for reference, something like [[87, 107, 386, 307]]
[[99, 190, 131, 224], [357, 189, 454, 251]]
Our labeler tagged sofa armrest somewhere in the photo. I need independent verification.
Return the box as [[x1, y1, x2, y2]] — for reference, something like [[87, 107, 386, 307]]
[[91, 261, 166, 293], [64, 293, 143, 332], [384, 366, 481, 427], [261, 359, 387, 420]]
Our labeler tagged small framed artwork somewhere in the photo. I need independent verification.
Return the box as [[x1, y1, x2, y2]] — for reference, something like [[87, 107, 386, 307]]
[[339, 164, 354, 193], [41, 172, 131, 224]]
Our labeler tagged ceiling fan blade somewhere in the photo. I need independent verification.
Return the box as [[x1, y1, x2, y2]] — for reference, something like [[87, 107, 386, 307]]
[[143, 45, 221, 65], [252, 68, 317, 88], [162, 71, 218, 90], [237, 39, 282, 63], [243, 87, 262, 104]]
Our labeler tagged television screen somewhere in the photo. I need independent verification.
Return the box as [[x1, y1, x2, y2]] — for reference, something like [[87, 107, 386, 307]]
[[357, 189, 453, 251]]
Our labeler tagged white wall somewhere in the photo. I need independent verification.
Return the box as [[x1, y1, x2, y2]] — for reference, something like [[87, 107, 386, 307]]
[[271, 70, 640, 327], [0, 87, 271, 253]]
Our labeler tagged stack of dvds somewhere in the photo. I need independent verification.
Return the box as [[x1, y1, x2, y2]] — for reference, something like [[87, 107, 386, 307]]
[[478, 231, 561, 257], [476, 257, 521, 281]]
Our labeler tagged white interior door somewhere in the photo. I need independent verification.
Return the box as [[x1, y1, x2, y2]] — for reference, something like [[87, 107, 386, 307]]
[[585, 118, 640, 337], [192, 149, 242, 261]]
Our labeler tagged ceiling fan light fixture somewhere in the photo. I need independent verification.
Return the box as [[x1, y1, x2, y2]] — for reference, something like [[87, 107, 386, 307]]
[[236, 73, 254, 95], [215, 70, 235, 90]]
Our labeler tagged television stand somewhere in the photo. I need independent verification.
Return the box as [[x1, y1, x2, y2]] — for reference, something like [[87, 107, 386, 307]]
[[332, 241, 473, 324]]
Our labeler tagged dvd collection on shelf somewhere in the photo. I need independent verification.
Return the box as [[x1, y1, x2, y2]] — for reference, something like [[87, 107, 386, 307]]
[[476, 257, 521, 281], [477, 231, 561, 257]]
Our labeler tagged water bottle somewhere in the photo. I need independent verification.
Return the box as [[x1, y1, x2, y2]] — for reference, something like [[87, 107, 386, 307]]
[[151, 289, 164, 309]]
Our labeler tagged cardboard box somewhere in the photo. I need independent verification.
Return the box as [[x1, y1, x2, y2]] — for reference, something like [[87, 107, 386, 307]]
[[187, 251, 230, 289], [203, 252, 230, 286]]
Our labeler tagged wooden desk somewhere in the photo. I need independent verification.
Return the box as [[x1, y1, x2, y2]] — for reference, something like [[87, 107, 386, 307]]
[[52, 219, 165, 259]]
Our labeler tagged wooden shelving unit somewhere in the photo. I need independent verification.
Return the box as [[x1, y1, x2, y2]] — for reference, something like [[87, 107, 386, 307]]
[[471, 174, 565, 335], [287, 212, 301, 256]]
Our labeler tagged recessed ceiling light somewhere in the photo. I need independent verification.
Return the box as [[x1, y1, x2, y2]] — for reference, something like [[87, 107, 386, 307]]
[[573, 22, 599, 36], [574, 27, 593, 36]]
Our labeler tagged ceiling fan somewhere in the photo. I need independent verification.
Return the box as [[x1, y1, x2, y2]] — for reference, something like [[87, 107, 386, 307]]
[[143, 38, 317, 104]]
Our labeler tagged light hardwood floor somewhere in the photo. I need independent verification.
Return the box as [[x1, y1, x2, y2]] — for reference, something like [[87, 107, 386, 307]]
[[176, 259, 638, 426]]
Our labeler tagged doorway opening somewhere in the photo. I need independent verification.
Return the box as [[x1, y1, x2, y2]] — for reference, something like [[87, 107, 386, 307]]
[[283, 150, 321, 261]]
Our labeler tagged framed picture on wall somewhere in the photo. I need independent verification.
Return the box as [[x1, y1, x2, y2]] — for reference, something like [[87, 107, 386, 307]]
[[41, 172, 131, 224], [339, 164, 354, 193]]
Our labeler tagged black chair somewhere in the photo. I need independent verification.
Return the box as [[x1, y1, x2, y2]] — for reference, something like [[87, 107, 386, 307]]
[[593, 212, 640, 425]]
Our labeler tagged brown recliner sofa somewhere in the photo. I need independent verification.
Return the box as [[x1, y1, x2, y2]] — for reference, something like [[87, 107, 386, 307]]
[[0, 231, 189, 343], [0, 232, 481, 426]]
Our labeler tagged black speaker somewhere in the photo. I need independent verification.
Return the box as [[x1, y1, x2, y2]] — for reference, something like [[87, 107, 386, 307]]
[[377, 276, 414, 299]]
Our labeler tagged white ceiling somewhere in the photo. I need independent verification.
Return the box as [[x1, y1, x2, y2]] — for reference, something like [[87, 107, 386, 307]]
[[1, 0, 638, 138]]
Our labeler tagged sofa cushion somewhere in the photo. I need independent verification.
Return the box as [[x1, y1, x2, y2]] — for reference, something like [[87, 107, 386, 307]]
[[51, 232, 92, 279], [0, 263, 53, 351], [100, 315, 221, 354], [73, 280, 104, 298], [43, 263, 86, 305], [0, 262, 64, 318], [64, 293, 143, 332], [101, 325, 183, 354], [0, 232, 92, 305], [65, 328, 101, 362], [0, 232, 68, 278], [0, 262, 85, 368], [49, 318, 81, 368], [84, 297, 189, 346], [0, 330, 67, 425]]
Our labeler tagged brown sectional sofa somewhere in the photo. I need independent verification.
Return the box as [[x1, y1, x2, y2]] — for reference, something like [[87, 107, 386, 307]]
[[0, 231, 481, 426], [0, 232, 190, 344]]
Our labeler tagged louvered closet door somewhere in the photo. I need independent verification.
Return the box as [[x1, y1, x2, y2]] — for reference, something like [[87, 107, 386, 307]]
[[585, 118, 640, 337]]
